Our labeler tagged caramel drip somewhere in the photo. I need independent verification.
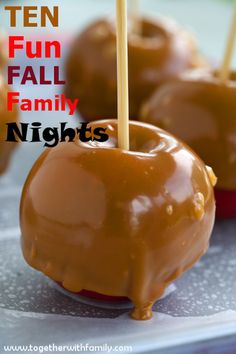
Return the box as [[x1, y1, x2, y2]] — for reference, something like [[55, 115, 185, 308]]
[[206, 166, 217, 187]]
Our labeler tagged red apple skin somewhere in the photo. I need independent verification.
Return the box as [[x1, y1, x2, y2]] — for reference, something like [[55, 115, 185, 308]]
[[0, 79, 18, 174], [61, 287, 128, 303], [65, 17, 206, 121], [215, 189, 236, 218], [20, 120, 215, 320], [141, 70, 236, 217]]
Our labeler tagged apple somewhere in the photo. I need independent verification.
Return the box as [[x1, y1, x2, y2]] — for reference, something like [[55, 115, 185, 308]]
[[65, 17, 206, 121], [141, 69, 236, 218], [20, 119, 216, 320]]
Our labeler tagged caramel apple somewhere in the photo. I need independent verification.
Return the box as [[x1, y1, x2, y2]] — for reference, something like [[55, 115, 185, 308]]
[[65, 17, 206, 121], [20, 119, 216, 320], [141, 69, 236, 217], [0, 77, 18, 174]]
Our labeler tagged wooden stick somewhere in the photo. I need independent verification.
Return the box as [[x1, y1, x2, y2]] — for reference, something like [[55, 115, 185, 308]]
[[219, 0, 236, 82], [130, 0, 141, 35], [116, 0, 130, 150]]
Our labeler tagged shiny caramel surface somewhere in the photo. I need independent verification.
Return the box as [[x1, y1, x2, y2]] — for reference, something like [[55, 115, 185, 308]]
[[20, 120, 215, 320], [65, 17, 205, 121], [141, 69, 236, 190], [0, 78, 18, 174]]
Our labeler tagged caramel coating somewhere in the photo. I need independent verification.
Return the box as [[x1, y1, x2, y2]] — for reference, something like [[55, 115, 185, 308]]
[[20, 120, 215, 320], [141, 69, 236, 190], [65, 17, 206, 121], [0, 77, 18, 174]]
